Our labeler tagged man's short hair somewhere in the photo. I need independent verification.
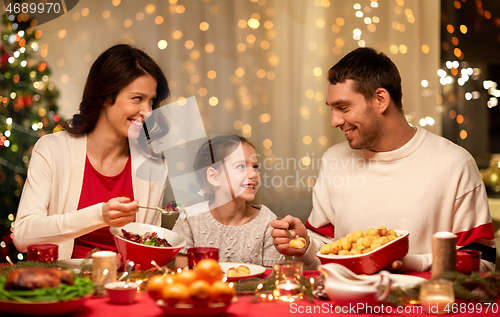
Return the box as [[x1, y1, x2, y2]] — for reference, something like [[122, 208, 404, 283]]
[[327, 47, 403, 109]]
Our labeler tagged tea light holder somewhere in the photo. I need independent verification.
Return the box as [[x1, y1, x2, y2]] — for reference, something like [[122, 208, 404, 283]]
[[419, 279, 455, 314], [432, 232, 457, 279], [272, 260, 303, 301], [27, 244, 58, 262], [92, 251, 118, 296], [187, 247, 219, 269], [456, 249, 481, 274]]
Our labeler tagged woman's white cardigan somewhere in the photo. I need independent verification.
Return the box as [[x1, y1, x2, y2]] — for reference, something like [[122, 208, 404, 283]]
[[13, 131, 167, 259]]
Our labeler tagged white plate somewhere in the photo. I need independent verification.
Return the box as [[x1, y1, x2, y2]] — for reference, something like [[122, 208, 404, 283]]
[[219, 262, 266, 281], [388, 274, 426, 289]]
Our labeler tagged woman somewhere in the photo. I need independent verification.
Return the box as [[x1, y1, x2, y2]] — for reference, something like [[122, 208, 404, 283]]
[[13, 44, 170, 259]]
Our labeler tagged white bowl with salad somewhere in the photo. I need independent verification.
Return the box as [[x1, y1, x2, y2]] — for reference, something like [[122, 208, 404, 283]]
[[110, 223, 186, 270]]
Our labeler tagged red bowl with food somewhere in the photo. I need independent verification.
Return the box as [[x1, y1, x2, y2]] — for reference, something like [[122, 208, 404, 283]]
[[110, 223, 186, 270], [317, 230, 409, 275]]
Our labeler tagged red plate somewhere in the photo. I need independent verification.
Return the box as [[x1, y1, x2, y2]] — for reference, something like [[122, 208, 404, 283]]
[[0, 294, 91, 316], [317, 230, 409, 275]]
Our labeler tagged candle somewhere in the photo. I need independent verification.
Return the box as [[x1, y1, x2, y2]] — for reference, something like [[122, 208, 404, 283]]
[[92, 251, 117, 296], [432, 232, 457, 279], [419, 279, 455, 314], [27, 244, 58, 262], [272, 260, 303, 301], [187, 247, 219, 269]]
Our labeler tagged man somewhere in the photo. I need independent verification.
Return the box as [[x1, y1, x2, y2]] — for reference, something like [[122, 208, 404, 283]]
[[271, 47, 496, 272]]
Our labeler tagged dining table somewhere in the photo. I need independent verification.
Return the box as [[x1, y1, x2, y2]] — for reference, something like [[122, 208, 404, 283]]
[[3, 269, 495, 317]]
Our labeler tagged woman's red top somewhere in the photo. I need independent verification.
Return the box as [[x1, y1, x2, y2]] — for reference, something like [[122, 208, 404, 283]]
[[72, 156, 134, 258]]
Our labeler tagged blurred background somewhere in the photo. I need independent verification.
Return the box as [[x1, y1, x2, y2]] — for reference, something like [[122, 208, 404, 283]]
[[0, 0, 499, 266]]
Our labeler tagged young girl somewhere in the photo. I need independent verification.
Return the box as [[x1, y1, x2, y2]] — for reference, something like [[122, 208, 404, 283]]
[[172, 135, 284, 267]]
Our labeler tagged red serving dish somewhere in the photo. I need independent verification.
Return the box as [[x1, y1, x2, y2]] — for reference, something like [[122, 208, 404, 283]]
[[317, 230, 409, 275], [110, 223, 186, 270]]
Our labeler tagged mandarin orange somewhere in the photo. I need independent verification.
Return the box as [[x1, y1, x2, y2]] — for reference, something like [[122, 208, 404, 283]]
[[161, 283, 190, 306], [188, 280, 212, 306], [146, 275, 172, 300], [210, 280, 235, 305], [194, 259, 223, 284], [174, 269, 198, 286]]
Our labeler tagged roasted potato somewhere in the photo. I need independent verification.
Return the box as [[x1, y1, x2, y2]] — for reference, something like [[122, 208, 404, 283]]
[[319, 227, 400, 255]]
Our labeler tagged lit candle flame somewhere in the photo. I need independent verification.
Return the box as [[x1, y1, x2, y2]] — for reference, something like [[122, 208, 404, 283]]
[[150, 260, 166, 272], [5, 256, 14, 266], [119, 271, 128, 281]]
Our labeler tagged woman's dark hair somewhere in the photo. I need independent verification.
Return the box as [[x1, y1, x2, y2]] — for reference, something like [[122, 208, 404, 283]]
[[65, 44, 170, 135], [327, 47, 403, 109], [194, 135, 254, 202]]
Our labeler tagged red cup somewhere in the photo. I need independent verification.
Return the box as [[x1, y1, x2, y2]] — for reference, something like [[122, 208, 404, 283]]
[[187, 247, 219, 269], [27, 244, 59, 262], [456, 249, 481, 274]]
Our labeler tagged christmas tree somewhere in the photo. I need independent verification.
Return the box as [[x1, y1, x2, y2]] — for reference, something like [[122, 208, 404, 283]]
[[0, 9, 64, 263]]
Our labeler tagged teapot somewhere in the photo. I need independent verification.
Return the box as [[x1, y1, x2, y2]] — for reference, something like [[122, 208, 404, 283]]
[[318, 263, 392, 306]]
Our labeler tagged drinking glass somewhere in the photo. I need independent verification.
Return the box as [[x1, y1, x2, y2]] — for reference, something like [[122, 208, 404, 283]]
[[187, 247, 219, 269], [419, 279, 455, 314], [272, 260, 304, 301]]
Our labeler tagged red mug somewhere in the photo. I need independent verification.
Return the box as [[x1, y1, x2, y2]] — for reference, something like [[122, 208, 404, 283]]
[[456, 249, 481, 274], [187, 247, 219, 269], [27, 244, 59, 262]]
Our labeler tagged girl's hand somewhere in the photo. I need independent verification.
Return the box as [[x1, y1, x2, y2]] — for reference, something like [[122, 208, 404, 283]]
[[102, 197, 138, 227], [271, 215, 310, 256]]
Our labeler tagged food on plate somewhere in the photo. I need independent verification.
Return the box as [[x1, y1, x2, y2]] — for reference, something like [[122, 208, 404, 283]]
[[289, 237, 307, 249], [5, 268, 74, 290], [0, 267, 94, 302], [121, 229, 172, 247], [320, 226, 400, 255], [147, 259, 234, 307], [226, 265, 251, 277]]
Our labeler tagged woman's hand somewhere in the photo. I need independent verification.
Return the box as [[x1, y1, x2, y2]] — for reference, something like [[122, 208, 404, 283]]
[[271, 215, 310, 256], [101, 197, 138, 227]]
